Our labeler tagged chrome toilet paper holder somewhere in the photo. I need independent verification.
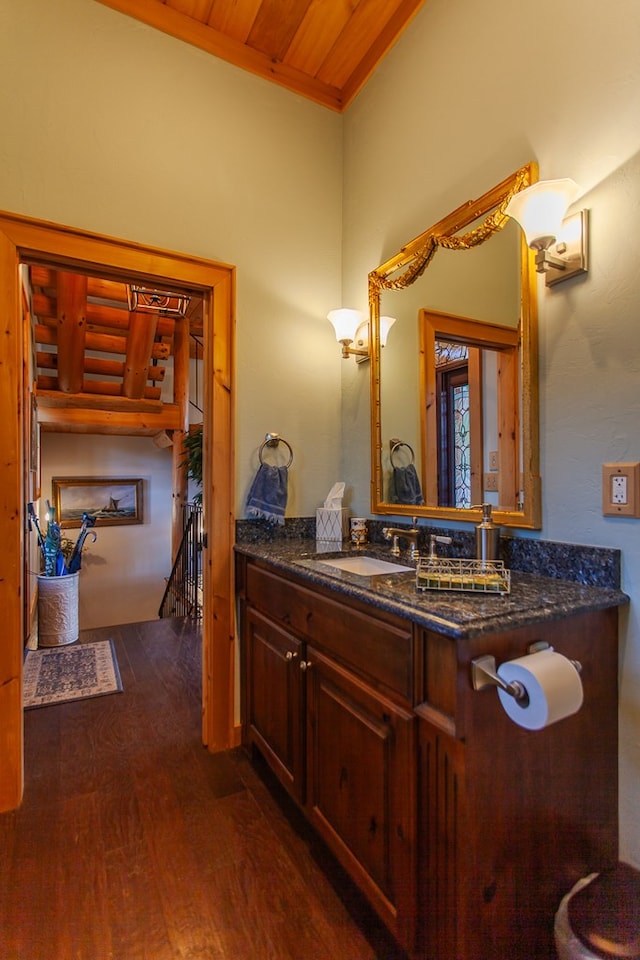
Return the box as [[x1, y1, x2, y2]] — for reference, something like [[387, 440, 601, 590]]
[[471, 642, 582, 707], [471, 654, 530, 705]]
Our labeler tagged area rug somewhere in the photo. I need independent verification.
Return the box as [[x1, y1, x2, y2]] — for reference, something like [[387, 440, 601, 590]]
[[23, 640, 123, 709]]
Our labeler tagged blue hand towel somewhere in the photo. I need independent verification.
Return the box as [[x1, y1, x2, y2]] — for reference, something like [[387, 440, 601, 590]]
[[391, 464, 424, 505], [246, 463, 288, 525]]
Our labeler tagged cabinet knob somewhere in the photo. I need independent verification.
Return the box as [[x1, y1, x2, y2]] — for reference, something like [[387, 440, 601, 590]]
[[299, 660, 312, 672], [285, 651, 298, 661]]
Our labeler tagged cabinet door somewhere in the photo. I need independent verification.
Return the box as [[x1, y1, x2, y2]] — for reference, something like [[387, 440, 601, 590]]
[[244, 607, 304, 801], [418, 717, 467, 960], [305, 646, 417, 953]]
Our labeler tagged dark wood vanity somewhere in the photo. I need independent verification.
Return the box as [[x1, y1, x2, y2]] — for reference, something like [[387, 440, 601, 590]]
[[235, 542, 625, 960]]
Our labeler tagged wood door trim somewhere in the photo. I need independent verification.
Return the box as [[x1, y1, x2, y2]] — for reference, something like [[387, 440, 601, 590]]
[[0, 210, 235, 810]]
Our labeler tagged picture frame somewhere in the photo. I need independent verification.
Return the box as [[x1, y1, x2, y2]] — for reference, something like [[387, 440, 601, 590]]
[[52, 477, 144, 528]]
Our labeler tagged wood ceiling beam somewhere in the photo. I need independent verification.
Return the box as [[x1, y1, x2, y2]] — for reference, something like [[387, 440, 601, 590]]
[[37, 389, 166, 415], [36, 351, 166, 382], [247, 0, 310, 61], [55, 271, 87, 393], [123, 312, 160, 399], [37, 401, 183, 436], [207, 0, 262, 41], [37, 375, 162, 401], [32, 292, 176, 338], [30, 266, 129, 304], [284, 0, 351, 77], [34, 323, 170, 361]]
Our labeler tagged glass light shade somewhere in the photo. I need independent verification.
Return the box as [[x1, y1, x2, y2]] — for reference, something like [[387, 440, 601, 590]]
[[379, 316, 396, 347], [327, 308, 364, 342], [505, 179, 580, 250]]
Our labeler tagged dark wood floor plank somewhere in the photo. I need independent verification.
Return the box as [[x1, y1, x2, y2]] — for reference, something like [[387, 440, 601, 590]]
[[0, 618, 407, 960], [195, 787, 382, 960], [53, 792, 113, 960], [98, 766, 145, 855], [57, 699, 101, 797], [131, 752, 227, 958], [22, 699, 63, 808], [231, 751, 409, 958], [105, 841, 174, 960], [1, 801, 62, 960]]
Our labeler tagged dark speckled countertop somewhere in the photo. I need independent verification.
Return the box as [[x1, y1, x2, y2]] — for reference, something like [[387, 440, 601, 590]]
[[235, 538, 629, 640]]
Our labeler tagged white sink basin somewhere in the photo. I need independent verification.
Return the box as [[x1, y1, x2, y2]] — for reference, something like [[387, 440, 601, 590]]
[[317, 555, 413, 576]]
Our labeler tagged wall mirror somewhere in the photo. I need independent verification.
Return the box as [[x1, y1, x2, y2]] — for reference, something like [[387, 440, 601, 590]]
[[368, 163, 541, 529]]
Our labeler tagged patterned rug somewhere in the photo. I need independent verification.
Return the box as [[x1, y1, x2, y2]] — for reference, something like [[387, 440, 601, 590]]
[[23, 640, 123, 709]]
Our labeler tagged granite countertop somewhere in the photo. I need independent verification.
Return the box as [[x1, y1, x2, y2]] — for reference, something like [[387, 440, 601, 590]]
[[235, 538, 629, 640]]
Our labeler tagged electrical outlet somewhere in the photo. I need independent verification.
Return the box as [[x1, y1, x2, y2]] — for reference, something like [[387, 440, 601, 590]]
[[602, 462, 640, 517], [489, 450, 499, 471], [484, 472, 499, 492], [612, 475, 627, 504]]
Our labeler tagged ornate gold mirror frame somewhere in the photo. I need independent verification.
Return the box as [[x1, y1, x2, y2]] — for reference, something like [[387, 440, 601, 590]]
[[368, 162, 541, 529]]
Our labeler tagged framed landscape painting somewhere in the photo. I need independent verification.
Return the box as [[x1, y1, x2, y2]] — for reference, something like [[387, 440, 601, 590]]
[[52, 477, 143, 527]]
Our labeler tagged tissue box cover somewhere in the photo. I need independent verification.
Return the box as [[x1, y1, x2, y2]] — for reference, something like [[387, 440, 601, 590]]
[[316, 507, 348, 542]]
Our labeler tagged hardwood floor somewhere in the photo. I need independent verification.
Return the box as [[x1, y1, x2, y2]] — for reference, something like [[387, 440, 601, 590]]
[[0, 619, 408, 960]]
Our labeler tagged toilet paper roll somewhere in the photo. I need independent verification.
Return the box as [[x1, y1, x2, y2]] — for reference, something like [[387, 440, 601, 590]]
[[496, 649, 583, 731]]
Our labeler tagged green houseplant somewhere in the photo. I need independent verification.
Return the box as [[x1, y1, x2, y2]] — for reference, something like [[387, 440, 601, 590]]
[[182, 425, 203, 504]]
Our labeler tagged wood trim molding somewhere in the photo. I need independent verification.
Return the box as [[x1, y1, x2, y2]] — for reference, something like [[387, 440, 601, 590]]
[[0, 210, 236, 811], [0, 226, 24, 812]]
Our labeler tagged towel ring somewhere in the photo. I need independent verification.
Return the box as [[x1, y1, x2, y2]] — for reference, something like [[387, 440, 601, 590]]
[[259, 433, 294, 468], [390, 439, 415, 467]]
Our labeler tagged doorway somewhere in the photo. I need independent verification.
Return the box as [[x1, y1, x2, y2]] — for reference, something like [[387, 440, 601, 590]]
[[0, 210, 235, 812]]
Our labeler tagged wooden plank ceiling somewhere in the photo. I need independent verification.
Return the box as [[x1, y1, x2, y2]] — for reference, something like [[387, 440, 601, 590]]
[[29, 265, 203, 436], [96, 0, 427, 111]]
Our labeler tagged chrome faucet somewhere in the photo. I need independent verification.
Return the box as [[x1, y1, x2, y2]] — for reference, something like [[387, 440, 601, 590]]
[[382, 517, 420, 560], [426, 533, 452, 563]]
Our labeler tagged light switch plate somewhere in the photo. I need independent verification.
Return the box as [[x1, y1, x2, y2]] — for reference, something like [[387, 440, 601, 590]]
[[484, 472, 499, 492], [602, 462, 640, 517]]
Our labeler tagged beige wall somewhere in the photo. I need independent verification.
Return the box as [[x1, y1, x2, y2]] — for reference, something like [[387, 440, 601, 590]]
[[39, 434, 174, 628], [0, 0, 346, 518], [342, 0, 640, 867]]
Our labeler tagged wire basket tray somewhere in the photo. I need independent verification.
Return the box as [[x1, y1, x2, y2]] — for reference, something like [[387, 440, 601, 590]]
[[416, 557, 511, 595]]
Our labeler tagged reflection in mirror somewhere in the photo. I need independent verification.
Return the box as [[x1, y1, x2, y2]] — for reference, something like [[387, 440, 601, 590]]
[[420, 311, 519, 510], [369, 163, 541, 529]]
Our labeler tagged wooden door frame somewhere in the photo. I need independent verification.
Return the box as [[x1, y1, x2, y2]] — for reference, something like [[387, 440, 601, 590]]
[[0, 210, 235, 812]]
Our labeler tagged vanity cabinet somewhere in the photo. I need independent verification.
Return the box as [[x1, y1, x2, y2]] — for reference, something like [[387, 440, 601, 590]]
[[414, 610, 620, 960], [239, 557, 418, 952], [237, 551, 621, 960]]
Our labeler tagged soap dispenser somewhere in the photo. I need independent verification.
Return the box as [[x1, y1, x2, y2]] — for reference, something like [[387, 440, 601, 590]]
[[475, 503, 499, 564]]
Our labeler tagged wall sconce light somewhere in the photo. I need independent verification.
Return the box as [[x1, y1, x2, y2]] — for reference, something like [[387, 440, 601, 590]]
[[504, 179, 589, 287], [327, 309, 396, 362]]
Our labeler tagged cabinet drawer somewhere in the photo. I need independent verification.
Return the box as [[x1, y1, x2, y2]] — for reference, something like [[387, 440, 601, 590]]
[[246, 562, 414, 703]]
